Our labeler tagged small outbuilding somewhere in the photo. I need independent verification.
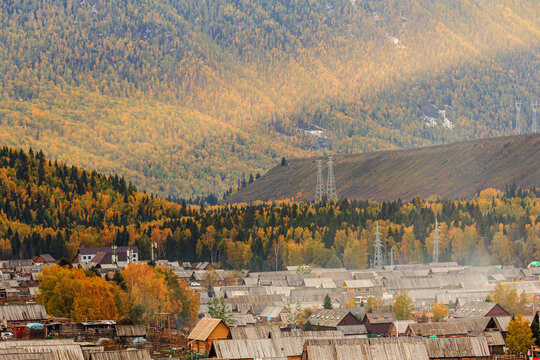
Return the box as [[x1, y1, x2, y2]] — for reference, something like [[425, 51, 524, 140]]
[[188, 318, 230, 356]]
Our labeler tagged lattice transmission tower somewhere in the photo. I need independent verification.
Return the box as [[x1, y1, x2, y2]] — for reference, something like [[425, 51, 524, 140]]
[[373, 222, 384, 269], [433, 218, 440, 263], [515, 100, 522, 135], [326, 157, 337, 201], [532, 101, 538, 133], [315, 160, 325, 202]]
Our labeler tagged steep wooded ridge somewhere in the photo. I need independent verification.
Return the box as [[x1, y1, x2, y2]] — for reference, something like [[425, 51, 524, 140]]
[[227, 134, 540, 203], [1, 145, 539, 269], [0, 0, 538, 197]]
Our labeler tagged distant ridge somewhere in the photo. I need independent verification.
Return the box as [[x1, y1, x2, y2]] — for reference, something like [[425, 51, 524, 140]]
[[227, 134, 540, 203]]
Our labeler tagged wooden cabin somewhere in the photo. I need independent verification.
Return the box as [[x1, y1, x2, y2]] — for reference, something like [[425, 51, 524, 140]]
[[306, 309, 361, 331], [188, 318, 230, 356], [362, 312, 397, 337]]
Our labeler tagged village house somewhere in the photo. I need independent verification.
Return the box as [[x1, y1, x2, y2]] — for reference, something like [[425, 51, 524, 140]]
[[451, 301, 510, 318], [72, 246, 139, 266], [307, 309, 362, 331], [188, 318, 230, 356], [33, 254, 57, 265], [361, 312, 397, 337]]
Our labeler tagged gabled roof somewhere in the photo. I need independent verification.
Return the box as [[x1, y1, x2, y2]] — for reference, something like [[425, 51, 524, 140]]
[[33, 254, 56, 264], [489, 315, 535, 332], [115, 325, 147, 337], [188, 318, 228, 341], [452, 301, 508, 318], [0, 304, 47, 321], [308, 309, 359, 327], [363, 312, 397, 324], [260, 306, 286, 319], [344, 279, 374, 288], [407, 322, 468, 336]]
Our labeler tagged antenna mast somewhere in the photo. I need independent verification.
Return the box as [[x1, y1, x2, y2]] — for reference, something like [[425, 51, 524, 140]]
[[315, 160, 325, 201], [515, 100, 522, 135], [373, 222, 384, 269], [326, 157, 337, 201], [433, 218, 440, 263], [532, 101, 538, 134]]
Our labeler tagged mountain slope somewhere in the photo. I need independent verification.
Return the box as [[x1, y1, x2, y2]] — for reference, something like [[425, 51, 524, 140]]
[[226, 134, 540, 203], [0, 0, 538, 197]]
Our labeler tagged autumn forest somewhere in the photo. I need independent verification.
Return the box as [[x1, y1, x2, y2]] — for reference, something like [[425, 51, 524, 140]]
[[0, 0, 538, 198], [1, 146, 538, 273]]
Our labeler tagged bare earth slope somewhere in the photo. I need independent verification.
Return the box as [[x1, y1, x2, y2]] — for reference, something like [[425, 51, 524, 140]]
[[227, 134, 540, 203]]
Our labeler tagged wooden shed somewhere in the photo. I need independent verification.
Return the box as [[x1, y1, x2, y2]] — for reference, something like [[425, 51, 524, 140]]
[[0, 304, 48, 326], [115, 325, 147, 342], [188, 318, 230, 355]]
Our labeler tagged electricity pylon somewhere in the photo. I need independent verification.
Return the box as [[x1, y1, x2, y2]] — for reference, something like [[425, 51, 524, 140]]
[[515, 100, 522, 135], [374, 222, 384, 269], [433, 218, 440, 263], [532, 101, 538, 133], [326, 157, 337, 201], [315, 160, 325, 201]]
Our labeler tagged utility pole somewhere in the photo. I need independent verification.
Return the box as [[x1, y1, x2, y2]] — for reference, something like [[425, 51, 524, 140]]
[[390, 248, 394, 267], [374, 222, 384, 269], [433, 218, 440, 263], [315, 160, 325, 202], [515, 99, 522, 135], [532, 101, 538, 133], [326, 157, 337, 201]]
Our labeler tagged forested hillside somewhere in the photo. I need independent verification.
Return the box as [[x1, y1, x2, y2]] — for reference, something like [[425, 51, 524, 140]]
[[0, 147, 538, 271], [227, 134, 540, 203], [0, 0, 538, 197]]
